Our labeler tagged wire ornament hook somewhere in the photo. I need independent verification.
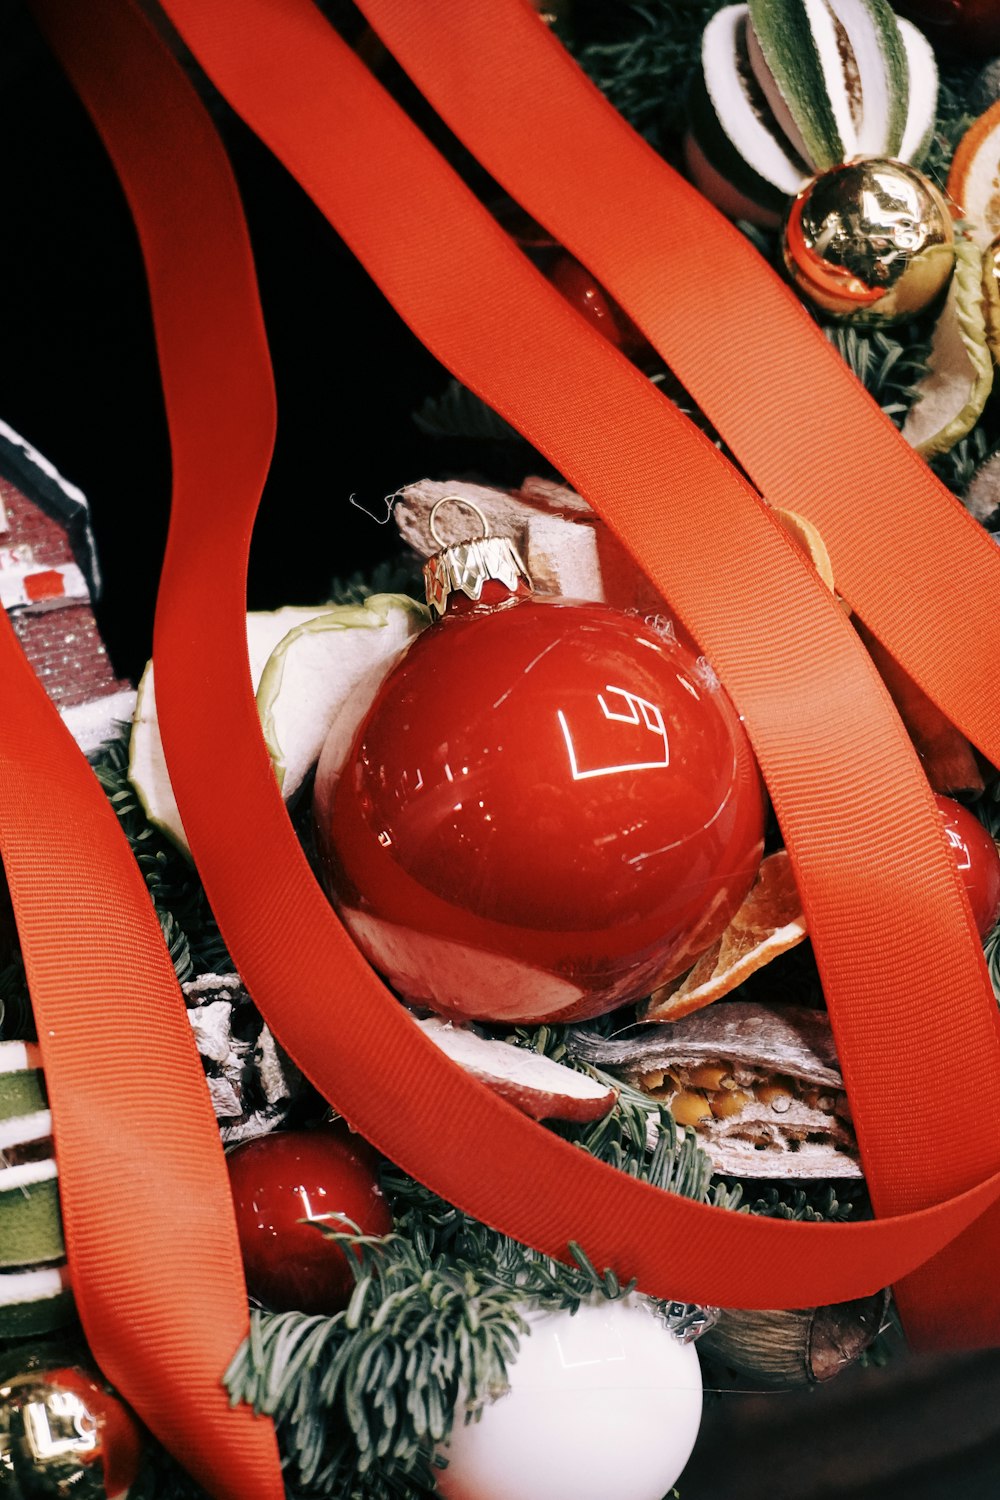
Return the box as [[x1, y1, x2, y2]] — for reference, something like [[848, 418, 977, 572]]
[[428, 494, 491, 550]]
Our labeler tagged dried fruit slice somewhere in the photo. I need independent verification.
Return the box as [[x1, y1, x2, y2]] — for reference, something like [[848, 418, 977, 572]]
[[946, 100, 1000, 251], [747, 0, 855, 169], [689, 5, 808, 226], [772, 507, 837, 594], [256, 593, 427, 799], [645, 850, 807, 1022], [896, 18, 938, 168], [130, 604, 341, 854], [902, 238, 993, 458], [687, 2, 936, 226], [825, 0, 908, 158], [415, 1016, 617, 1123]]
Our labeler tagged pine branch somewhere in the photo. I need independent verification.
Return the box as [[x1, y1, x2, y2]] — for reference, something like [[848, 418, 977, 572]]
[[226, 1231, 528, 1497], [90, 727, 231, 976], [413, 380, 525, 445], [564, 1, 719, 149], [0, 956, 32, 1041], [930, 423, 993, 498], [824, 325, 931, 424], [729, 1181, 865, 1224], [922, 62, 981, 188], [329, 555, 424, 607]]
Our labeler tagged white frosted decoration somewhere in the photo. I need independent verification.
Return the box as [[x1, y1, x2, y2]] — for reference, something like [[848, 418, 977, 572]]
[[435, 1296, 703, 1500]]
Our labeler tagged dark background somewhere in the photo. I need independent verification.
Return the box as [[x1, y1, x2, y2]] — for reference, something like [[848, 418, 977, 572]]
[[4, 4, 1000, 1495], [0, 2, 446, 682]]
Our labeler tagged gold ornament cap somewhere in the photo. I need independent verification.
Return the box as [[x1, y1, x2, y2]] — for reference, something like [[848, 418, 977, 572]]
[[423, 495, 533, 618]]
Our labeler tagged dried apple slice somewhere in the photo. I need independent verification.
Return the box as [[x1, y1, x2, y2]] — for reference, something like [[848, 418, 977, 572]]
[[415, 1016, 617, 1123], [747, 0, 856, 169], [688, 5, 808, 225], [130, 604, 341, 854]]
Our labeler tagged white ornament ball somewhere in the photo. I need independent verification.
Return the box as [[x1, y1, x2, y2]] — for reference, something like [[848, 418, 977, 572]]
[[435, 1295, 703, 1500]]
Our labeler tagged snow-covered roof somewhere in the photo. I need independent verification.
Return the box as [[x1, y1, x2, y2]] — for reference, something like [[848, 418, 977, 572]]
[[0, 420, 101, 597]]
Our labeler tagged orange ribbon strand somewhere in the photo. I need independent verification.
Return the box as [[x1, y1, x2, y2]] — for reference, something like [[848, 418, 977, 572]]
[[27, 0, 1000, 1490]]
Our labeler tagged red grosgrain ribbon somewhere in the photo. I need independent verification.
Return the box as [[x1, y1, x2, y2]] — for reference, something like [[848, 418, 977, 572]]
[[353, 0, 1000, 777], [36, 0, 986, 1357], [26, 26, 1000, 1499], [0, 616, 280, 1500], [329, 0, 1000, 1349], [22, 5, 285, 1498], [144, 0, 1000, 1350]]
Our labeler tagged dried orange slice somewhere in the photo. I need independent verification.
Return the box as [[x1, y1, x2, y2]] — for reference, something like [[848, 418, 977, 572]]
[[645, 850, 807, 1022], [947, 101, 1000, 251], [772, 507, 837, 595]]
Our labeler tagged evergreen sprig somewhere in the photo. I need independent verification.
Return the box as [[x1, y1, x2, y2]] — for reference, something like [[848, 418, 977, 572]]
[[732, 1181, 865, 1225], [564, 1, 719, 150], [922, 62, 981, 187], [90, 727, 231, 978], [225, 1042, 742, 1495], [0, 956, 31, 1041], [413, 381, 524, 446], [930, 423, 993, 499], [329, 555, 424, 607], [823, 325, 931, 424], [225, 1230, 528, 1497]]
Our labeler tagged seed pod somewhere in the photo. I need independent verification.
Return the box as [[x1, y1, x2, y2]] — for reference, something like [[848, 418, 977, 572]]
[[568, 1003, 858, 1179], [710, 1088, 753, 1120], [699, 1291, 890, 1387], [670, 1090, 714, 1127]]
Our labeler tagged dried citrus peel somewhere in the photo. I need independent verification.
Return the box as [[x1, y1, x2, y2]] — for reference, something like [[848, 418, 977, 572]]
[[645, 850, 808, 1022], [902, 237, 993, 458]]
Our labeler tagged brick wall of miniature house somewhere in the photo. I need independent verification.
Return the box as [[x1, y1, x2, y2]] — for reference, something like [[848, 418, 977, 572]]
[[0, 475, 123, 708]]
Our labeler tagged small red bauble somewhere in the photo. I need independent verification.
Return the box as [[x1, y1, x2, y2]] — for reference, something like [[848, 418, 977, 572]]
[[315, 527, 765, 1025], [226, 1124, 392, 1315], [935, 793, 1000, 939], [547, 254, 651, 363]]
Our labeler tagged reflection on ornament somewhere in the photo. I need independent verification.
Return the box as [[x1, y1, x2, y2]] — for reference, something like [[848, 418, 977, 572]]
[[435, 1296, 704, 1500], [0, 1354, 142, 1499], [315, 512, 765, 1024], [783, 159, 955, 323]]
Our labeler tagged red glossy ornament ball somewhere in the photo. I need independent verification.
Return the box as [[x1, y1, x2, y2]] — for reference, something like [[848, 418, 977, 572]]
[[315, 593, 765, 1024], [935, 794, 1000, 939], [226, 1124, 392, 1315], [548, 254, 651, 362]]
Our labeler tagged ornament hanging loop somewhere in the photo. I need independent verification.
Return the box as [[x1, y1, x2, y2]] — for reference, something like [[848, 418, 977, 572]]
[[428, 493, 492, 549], [424, 494, 531, 617]]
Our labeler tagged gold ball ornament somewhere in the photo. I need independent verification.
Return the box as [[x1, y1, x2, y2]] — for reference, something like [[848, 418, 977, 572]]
[[782, 159, 956, 324], [0, 1353, 142, 1499]]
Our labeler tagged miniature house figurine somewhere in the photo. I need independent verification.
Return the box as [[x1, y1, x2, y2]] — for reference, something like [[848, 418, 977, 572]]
[[0, 420, 134, 754]]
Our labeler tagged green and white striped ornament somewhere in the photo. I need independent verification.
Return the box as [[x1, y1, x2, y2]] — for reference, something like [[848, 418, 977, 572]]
[[0, 1042, 73, 1338], [686, 0, 938, 228]]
